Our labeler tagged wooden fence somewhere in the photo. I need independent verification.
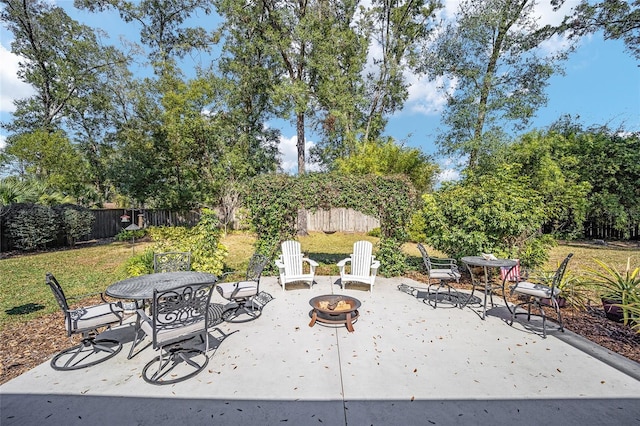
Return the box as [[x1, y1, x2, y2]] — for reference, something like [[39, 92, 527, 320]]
[[89, 209, 201, 240], [3, 205, 636, 252], [304, 208, 380, 233]]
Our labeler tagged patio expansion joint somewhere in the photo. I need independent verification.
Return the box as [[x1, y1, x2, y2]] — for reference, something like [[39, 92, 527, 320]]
[[335, 327, 348, 425]]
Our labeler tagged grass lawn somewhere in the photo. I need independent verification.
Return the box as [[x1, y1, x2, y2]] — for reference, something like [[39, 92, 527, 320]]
[[1, 232, 637, 330]]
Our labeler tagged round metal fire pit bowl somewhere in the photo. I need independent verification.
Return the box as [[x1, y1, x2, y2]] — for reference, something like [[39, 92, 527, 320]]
[[309, 295, 361, 332]]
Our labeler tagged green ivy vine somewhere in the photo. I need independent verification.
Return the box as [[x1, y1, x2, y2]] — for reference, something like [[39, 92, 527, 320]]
[[244, 173, 418, 276]]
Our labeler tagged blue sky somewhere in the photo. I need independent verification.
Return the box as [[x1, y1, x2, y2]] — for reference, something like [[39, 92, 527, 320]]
[[1, 0, 638, 179]]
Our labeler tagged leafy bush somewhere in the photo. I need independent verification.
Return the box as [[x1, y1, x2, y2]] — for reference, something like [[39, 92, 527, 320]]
[[406, 212, 426, 243], [125, 248, 155, 276], [115, 228, 147, 242], [125, 209, 227, 276], [189, 208, 227, 273], [376, 238, 407, 276], [419, 168, 555, 268], [7, 203, 58, 250], [366, 227, 381, 238], [56, 204, 94, 246]]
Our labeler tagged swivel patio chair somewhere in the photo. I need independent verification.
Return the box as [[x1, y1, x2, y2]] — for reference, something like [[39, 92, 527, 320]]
[[216, 253, 270, 323], [417, 243, 461, 308], [137, 281, 216, 384], [153, 251, 191, 273], [46, 272, 124, 371], [509, 253, 573, 338], [275, 240, 319, 291], [337, 240, 380, 292]]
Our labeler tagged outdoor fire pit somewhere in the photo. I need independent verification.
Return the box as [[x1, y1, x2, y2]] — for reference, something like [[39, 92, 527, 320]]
[[309, 294, 361, 332]]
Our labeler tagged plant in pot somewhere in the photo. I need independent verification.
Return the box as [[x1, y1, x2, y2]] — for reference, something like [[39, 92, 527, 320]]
[[529, 267, 588, 310], [587, 258, 639, 325]]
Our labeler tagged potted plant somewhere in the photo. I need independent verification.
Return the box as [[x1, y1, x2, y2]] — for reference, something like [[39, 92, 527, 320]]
[[529, 267, 588, 310], [587, 258, 639, 325]]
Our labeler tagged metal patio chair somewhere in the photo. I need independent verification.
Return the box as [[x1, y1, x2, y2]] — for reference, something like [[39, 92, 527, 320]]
[[509, 253, 573, 338], [417, 243, 461, 308], [46, 272, 124, 371], [138, 281, 216, 384], [153, 251, 191, 273], [216, 253, 270, 323]]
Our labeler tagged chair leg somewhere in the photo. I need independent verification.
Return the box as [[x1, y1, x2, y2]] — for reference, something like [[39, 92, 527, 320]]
[[128, 319, 151, 359], [51, 335, 122, 371], [143, 344, 209, 385], [427, 280, 460, 308], [222, 300, 262, 323], [510, 297, 564, 339]]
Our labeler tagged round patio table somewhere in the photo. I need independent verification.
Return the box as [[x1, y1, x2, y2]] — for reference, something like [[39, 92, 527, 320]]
[[460, 256, 517, 320], [106, 271, 218, 301]]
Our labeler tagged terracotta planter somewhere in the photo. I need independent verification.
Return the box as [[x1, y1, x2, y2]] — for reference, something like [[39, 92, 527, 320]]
[[601, 298, 624, 323]]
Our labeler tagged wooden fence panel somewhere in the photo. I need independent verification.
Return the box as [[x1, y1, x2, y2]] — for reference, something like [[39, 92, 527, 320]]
[[305, 208, 380, 233], [85, 209, 201, 240]]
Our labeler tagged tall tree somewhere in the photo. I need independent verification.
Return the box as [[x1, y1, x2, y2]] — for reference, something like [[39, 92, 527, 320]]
[[75, 0, 216, 67], [1, 0, 127, 134], [1, 0, 129, 203], [419, 0, 575, 168], [216, 0, 365, 175], [551, 0, 640, 60], [361, 0, 441, 143], [77, 0, 222, 209]]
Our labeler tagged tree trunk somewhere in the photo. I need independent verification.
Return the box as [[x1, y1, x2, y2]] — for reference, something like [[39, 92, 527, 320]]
[[296, 112, 308, 235], [297, 111, 306, 174]]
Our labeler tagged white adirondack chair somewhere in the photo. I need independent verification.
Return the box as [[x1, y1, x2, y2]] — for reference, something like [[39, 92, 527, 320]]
[[337, 240, 380, 292], [275, 240, 319, 291]]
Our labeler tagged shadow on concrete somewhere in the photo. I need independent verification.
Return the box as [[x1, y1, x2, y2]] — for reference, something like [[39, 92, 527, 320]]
[[2, 393, 639, 425]]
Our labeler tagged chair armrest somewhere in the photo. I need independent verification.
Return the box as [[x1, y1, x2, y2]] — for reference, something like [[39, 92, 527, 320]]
[[219, 271, 235, 280], [303, 257, 319, 267], [430, 256, 457, 264], [136, 308, 151, 325], [371, 259, 381, 270], [336, 257, 350, 267], [430, 259, 458, 270]]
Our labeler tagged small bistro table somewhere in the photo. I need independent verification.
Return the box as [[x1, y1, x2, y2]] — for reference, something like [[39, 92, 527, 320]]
[[460, 256, 517, 320]]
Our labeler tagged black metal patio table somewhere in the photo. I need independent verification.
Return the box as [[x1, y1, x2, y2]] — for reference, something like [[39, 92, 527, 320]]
[[460, 256, 517, 320], [106, 271, 219, 359], [106, 271, 218, 301]]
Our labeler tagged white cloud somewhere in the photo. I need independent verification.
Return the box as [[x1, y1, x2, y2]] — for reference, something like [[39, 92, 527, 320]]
[[278, 134, 321, 174], [0, 134, 6, 150], [404, 73, 454, 116], [402, 0, 580, 119], [536, 0, 575, 27], [0, 43, 35, 113], [436, 167, 460, 183], [436, 156, 465, 184]]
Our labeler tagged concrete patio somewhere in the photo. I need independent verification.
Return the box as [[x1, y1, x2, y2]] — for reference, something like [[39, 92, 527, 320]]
[[1, 275, 639, 425]]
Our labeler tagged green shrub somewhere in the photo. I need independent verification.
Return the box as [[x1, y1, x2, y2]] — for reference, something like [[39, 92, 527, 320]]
[[125, 248, 155, 276], [56, 205, 94, 246], [406, 212, 426, 243], [125, 209, 227, 276], [419, 169, 555, 267], [366, 227, 381, 238], [7, 203, 58, 250], [115, 228, 147, 242], [377, 238, 407, 277]]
